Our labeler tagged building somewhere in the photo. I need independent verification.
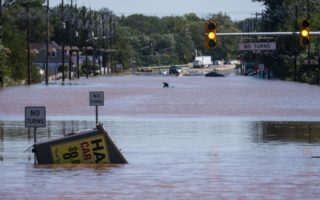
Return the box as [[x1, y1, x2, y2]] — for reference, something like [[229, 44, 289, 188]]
[[31, 41, 78, 75]]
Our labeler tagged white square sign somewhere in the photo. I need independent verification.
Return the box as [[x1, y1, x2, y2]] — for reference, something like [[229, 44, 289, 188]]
[[259, 64, 264, 71], [90, 91, 104, 106], [25, 107, 46, 127]]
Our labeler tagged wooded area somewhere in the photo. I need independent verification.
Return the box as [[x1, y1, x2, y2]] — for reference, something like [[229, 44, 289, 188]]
[[1, 0, 320, 85]]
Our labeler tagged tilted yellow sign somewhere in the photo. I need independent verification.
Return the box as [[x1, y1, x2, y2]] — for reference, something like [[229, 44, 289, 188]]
[[50, 134, 110, 164]]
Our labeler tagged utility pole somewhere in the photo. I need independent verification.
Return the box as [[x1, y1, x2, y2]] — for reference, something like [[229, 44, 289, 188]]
[[106, 17, 109, 74], [268, 14, 271, 80], [0, 0, 4, 87], [46, 0, 49, 85], [62, 0, 65, 81], [84, 6, 88, 78], [294, 5, 298, 82], [95, 12, 101, 75], [149, 37, 151, 67], [69, 0, 73, 80], [75, 4, 79, 79], [27, 0, 31, 85], [90, 9, 95, 76], [308, 0, 311, 79], [110, 16, 113, 73], [262, 11, 265, 79], [113, 18, 116, 72], [281, 8, 285, 81], [102, 15, 106, 75]]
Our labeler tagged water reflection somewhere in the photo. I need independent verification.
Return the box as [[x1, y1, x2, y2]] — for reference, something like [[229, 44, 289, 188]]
[[0, 119, 319, 199], [252, 121, 320, 144]]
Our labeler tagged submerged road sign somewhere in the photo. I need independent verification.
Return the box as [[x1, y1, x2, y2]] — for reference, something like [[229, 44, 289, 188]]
[[239, 42, 276, 51], [33, 124, 128, 164], [25, 107, 46, 127], [90, 91, 104, 106]]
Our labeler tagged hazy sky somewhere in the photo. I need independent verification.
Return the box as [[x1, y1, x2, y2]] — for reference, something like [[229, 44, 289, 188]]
[[49, 0, 265, 21]]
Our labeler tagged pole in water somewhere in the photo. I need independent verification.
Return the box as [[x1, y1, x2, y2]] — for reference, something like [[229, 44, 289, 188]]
[[96, 105, 98, 125], [34, 127, 37, 164]]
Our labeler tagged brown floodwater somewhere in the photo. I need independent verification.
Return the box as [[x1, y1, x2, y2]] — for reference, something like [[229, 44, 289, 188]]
[[0, 75, 320, 199]]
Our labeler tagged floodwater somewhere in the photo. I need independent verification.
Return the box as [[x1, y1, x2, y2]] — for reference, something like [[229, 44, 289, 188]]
[[0, 75, 320, 199]]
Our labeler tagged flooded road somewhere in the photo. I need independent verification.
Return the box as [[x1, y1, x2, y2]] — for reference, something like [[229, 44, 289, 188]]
[[0, 76, 320, 199]]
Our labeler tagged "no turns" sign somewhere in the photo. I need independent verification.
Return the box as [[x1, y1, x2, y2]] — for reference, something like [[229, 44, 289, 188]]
[[25, 107, 46, 127], [89, 91, 104, 106]]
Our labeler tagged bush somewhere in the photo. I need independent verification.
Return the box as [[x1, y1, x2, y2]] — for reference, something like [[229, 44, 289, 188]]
[[31, 65, 42, 83], [58, 64, 69, 73]]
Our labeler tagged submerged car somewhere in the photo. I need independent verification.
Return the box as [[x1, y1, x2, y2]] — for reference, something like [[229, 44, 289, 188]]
[[160, 70, 167, 75], [214, 60, 222, 65], [169, 66, 182, 74], [205, 71, 226, 77]]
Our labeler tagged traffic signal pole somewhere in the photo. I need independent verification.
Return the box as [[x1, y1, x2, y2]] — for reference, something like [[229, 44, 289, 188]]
[[216, 32, 320, 36]]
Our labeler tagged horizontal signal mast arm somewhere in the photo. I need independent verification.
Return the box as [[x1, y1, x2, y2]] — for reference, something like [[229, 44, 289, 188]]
[[216, 32, 320, 37]]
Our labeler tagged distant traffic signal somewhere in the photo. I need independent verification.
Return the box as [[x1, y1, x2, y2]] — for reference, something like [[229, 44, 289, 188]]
[[300, 20, 309, 46], [184, 55, 186, 58], [167, 54, 169, 58], [205, 22, 216, 49]]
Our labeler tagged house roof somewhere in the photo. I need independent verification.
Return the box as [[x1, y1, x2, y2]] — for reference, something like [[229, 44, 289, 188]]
[[58, 46, 71, 50], [30, 42, 45, 51], [25, 49, 39, 54], [47, 48, 57, 53]]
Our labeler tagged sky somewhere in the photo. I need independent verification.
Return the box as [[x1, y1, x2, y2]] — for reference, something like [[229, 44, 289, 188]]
[[49, 0, 265, 21]]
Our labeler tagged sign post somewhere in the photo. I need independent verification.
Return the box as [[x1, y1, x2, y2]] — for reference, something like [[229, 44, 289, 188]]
[[89, 91, 104, 125], [259, 64, 265, 78], [25, 106, 46, 164]]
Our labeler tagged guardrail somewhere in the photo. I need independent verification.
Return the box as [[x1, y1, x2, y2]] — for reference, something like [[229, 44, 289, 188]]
[[140, 64, 189, 69]]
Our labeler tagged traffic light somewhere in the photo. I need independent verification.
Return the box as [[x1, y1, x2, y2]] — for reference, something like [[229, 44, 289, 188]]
[[300, 20, 309, 46], [184, 55, 186, 59], [205, 22, 216, 49], [167, 54, 169, 58]]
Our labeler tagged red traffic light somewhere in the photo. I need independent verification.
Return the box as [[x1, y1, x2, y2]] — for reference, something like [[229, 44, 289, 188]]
[[302, 20, 309, 28], [208, 23, 216, 31]]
